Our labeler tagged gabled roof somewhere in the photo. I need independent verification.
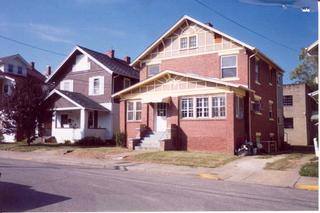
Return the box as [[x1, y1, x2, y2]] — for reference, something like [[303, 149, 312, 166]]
[[130, 15, 283, 72], [0, 54, 31, 67], [112, 70, 252, 98], [306, 40, 318, 55], [45, 89, 109, 111], [46, 45, 139, 83]]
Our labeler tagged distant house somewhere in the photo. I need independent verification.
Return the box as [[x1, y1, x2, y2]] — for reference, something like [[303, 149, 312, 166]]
[[113, 15, 284, 154], [283, 83, 317, 147], [42, 46, 139, 143], [0, 54, 45, 142]]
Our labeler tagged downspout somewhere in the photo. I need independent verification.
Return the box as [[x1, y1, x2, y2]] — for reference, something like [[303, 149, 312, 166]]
[[248, 50, 258, 141]]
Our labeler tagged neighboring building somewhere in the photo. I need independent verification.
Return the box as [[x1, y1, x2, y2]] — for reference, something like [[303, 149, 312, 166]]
[[42, 46, 139, 143], [113, 15, 284, 154], [283, 83, 317, 146], [0, 54, 45, 142]]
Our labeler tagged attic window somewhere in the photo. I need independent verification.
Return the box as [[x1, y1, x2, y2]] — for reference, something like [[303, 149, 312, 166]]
[[180, 35, 198, 50], [8, 64, 13, 72], [72, 54, 90, 72]]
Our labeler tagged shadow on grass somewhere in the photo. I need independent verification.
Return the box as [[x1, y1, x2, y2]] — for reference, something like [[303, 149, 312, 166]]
[[0, 181, 71, 212]]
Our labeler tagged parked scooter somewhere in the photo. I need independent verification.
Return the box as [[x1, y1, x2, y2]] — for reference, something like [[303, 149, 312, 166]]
[[235, 140, 258, 156]]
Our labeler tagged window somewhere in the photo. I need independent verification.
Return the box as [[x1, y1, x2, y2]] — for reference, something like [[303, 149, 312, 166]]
[[60, 80, 73, 92], [147, 64, 160, 77], [3, 84, 9, 95], [72, 54, 90, 72], [284, 117, 294, 128], [277, 74, 282, 86], [127, 101, 142, 121], [8, 64, 13, 72], [181, 98, 193, 118], [221, 55, 237, 78], [256, 132, 261, 143], [196, 97, 209, 118], [124, 78, 131, 89], [268, 69, 273, 84], [180, 37, 188, 49], [255, 60, 260, 83], [252, 99, 262, 113], [180, 35, 198, 49], [18, 66, 23, 74], [236, 96, 244, 119], [60, 114, 69, 128], [212, 96, 226, 118], [189, 35, 197, 48], [283, 95, 293, 106], [89, 76, 104, 95], [157, 103, 167, 116], [88, 111, 98, 129], [268, 101, 273, 119]]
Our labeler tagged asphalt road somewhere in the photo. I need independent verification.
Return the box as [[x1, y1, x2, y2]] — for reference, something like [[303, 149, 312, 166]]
[[0, 158, 318, 211]]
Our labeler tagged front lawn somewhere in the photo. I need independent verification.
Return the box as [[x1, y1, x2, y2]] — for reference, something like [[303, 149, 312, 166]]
[[128, 151, 238, 168], [264, 153, 313, 171], [0, 142, 71, 152], [299, 157, 318, 177]]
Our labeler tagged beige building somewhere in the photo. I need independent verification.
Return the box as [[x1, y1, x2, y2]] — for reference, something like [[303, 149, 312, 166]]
[[283, 83, 317, 146]]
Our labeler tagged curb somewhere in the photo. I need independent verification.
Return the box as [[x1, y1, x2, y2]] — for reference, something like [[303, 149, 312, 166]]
[[295, 184, 319, 191], [199, 173, 222, 180]]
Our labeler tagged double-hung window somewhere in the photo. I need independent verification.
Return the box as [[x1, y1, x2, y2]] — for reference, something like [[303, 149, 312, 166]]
[[235, 96, 244, 119], [180, 37, 188, 49], [283, 95, 293, 106], [212, 96, 226, 118], [18, 66, 23, 74], [196, 97, 209, 118], [268, 101, 274, 119], [88, 111, 98, 129], [221, 55, 237, 78], [255, 60, 260, 83], [189, 35, 197, 48], [180, 35, 198, 49], [8, 64, 13, 73], [147, 64, 160, 77], [127, 101, 142, 121], [60, 80, 73, 92], [181, 98, 193, 118], [89, 76, 104, 95]]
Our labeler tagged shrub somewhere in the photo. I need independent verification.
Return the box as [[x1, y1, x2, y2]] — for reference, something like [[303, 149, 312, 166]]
[[45, 136, 57, 144], [75, 136, 105, 146], [114, 131, 126, 147], [0, 132, 4, 143], [299, 161, 318, 177], [64, 140, 72, 145]]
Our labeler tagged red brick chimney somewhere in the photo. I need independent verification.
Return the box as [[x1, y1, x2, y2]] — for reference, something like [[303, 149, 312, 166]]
[[106, 49, 115, 58], [46, 65, 52, 76], [31, 61, 35, 69], [123, 56, 131, 64], [205, 22, 213, 27]]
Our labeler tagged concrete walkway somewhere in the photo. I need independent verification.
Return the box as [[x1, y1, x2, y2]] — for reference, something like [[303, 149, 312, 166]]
[[0, 150, 318, 190]]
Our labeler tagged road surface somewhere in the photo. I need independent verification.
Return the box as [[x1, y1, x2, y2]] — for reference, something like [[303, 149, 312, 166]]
[[0, 158, 318, 211]]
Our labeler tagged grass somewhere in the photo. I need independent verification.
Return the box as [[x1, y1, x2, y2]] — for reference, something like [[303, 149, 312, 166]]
[[128, 151, 238, 168], [299, 157, 318, 177], [264, 153, 308, 170]]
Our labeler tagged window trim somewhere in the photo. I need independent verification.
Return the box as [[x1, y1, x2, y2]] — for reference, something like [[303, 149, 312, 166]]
[[179, 34, 198, 50], [147, 64, 160, 77], [220, 55, 238, 79], [17, 66, 23, 74], [284, 117, 294, 129], [8, 64, 14, 73], [255, 59, 260, 84], [283, 95, 293, 106], [60, 80, 74, 92], [127, 100, 142, 121], [180, 94, 227, 120], [268, 100, 274, 120], [89, 76, 104, 96]]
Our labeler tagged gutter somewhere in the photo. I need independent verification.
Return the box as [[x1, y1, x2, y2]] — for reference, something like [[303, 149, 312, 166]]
[[248, 51, 258, 141]]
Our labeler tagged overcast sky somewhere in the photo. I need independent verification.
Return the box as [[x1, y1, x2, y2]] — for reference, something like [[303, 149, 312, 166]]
[[0, 0, 317, 84]]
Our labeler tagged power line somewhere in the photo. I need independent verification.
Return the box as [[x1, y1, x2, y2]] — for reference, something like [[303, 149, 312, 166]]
[[193, 0, 297, 52], [0, 34, 67, 56]]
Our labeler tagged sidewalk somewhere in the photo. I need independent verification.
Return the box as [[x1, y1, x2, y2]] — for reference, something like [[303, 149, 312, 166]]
[[0, 150, 318, 190]]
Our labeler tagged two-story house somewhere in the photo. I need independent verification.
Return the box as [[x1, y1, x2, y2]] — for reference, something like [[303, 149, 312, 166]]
[[112, 15, 284, 154], [42, 45, 139, 143], [0, 54, 45, 142]]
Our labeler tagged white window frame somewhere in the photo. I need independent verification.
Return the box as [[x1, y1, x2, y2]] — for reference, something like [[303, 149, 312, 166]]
[[60, 80, 73, 92], [147, 64, 160, 77], [212, 95, 226, 119], [255, 59, 260, 84], [252, 95, 262, 115], [127, 100, 142, 121], [72, 54, 90, 72], [180, 94, 227, 120], [123, 78, 131, 89], [181, 97, 194, 118], [89, 76, 104, 96], [235, 96, 244, 119], [220, 55, 237, 79], [268, 100, 274, 120], [179, 34, 198, 50], [196, 97, 209, 118]]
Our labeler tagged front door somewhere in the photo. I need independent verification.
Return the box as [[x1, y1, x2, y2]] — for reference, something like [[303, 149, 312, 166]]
[[155, 103, 167, 132]]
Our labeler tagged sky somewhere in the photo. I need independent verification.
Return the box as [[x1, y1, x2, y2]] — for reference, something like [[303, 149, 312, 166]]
[[0, 0, 317, 84]]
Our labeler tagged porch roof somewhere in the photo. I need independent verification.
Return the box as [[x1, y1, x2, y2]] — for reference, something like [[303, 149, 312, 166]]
[[45, 89, 109, 111]]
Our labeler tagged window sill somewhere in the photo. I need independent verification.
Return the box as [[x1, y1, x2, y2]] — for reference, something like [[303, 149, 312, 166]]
[[89, 93, 104, 96], [269, 82, 273, 86], [180, 117, 226, 121], [254, 112, 262, 115], [127, 120, 142, 123], [221, 77, 239, 81], [269, 118, 274, 121], [88, 128, 106, 130], [255, 81, 261, 85]]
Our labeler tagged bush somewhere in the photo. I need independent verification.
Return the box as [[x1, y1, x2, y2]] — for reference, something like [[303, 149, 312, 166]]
[[299, 161, 318, 177], [75, 136, 106, 146], [45, 136, 57, 144], [64, 140, 72, 145], [114, 131, 126, 147], [0, 132, 4, 143]]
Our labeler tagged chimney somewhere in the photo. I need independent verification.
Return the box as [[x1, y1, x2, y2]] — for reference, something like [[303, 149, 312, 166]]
[[106, 49, 115, 58], [46, 65, 52, 76], [31, 61, 35, 69], [123, 56, 131, 64], [205, 22, 213, 27]]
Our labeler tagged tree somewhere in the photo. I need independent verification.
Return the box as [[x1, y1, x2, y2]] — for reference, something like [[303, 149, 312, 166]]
[[291, 48, 318, 90], [0, 76, 46, 145]]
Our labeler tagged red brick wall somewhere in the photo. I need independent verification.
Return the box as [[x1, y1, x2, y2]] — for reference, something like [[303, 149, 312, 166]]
[[250, 57, 278, 142], [139, 49, 249, 85]]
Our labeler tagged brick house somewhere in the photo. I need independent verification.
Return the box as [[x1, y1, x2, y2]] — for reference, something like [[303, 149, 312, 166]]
[[112, 15, 284, 154], [0, 54, 45, 142], [42, 46, 139, 143]]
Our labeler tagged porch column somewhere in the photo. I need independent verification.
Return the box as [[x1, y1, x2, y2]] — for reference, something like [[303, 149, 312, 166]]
[[80, 109, 85, 138]]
